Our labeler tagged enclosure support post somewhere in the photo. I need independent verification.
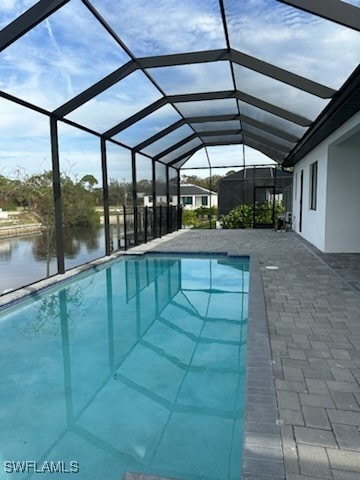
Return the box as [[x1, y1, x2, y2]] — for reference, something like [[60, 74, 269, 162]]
[[101, 137, 111, 255], [166, 165, 170, 233], [209, 165, 213, 229], [252, 165, 256, 228], [132, 150, 138, 245], [152, 159, 157, 238], [50, 117, 65, 274], [159, 205, 162, 238], [242, 143, 246, 228], [177, 168, 181, 230], [144, 206, 148, 243], [123, 205, 127, 250], [116, 210, 120, 249], [205, 146, 212, 229], [178, 205, 182, 230], [272, 167, 277, 228]]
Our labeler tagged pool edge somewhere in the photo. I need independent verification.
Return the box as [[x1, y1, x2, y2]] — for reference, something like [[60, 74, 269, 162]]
[[0, 250, 125, 310], [0, 247, 285, 480], [242, 253, 285, 480]]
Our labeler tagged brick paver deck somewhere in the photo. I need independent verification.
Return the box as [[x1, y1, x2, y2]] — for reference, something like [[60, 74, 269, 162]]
[[131, 229, 360, 480]]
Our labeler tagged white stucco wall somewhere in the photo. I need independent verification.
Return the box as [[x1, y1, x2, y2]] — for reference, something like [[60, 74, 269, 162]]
[[325, 133, 360, 252], [292, 144, 328, 251], [292, 111, 360, 253], [181, 194, 218, 210]]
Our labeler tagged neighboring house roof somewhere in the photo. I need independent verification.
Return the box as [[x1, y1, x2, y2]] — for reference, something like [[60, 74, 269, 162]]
[[180, 184, 217, 196]]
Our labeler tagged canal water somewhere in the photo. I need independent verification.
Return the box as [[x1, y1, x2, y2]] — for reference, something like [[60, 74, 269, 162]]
[[0, 227, 106, 295]]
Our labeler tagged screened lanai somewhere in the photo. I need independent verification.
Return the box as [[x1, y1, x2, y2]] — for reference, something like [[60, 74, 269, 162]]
[[0, 0, 359, 286]]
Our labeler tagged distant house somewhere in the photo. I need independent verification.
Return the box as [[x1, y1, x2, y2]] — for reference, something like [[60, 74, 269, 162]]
[[143, 184, 218, 210], [179, 184, 218, 211]]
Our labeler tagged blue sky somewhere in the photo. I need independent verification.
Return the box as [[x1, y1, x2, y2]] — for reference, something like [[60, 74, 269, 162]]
[[0, 0, 359, 179]]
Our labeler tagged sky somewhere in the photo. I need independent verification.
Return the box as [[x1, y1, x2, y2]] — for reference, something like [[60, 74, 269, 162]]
[[0, 0, 359, 181]]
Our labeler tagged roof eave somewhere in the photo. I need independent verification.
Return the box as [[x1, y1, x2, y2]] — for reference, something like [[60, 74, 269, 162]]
[[283, 65, 360, 168]]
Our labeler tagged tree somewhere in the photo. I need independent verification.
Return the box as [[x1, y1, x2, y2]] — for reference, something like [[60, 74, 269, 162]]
[[3, 170, 100, 276], [136, 179, 152, 195], [108, 177, 132, 206], [180, 174, 223, 192], [60, 174, 100, 228], [80, 174, 98, 192], [13, 171, 100, 228], [0, 174, 22, 210]]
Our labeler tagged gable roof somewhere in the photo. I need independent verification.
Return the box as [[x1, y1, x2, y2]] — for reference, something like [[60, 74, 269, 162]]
[[180, 184, 216, 196]]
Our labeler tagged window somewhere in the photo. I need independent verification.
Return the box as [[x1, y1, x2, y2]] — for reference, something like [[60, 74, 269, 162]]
[[201, 196, 208, 206], [182, 196, 193, 205], [310, 161, 318, 210]]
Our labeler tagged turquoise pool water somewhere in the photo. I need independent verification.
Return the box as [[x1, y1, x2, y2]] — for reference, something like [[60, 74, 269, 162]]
[[0, 255, 249, 480]]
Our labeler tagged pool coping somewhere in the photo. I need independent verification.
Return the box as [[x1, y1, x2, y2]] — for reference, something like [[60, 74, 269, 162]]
[[242, 252, 285, 480], [0, 241, 284, 480]]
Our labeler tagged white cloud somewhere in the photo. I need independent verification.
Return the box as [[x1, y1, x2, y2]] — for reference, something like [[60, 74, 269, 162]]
[[234, 64, 330, 121], [115, 104, 182, 147], [148, 61, 234, 95], [1, 0, 17, 11], [90, 0, 226, 56], [67, 70, 162, 133], [44, 19, 74, 99], [225, 0, 360, 89], [183, 145, 275, 174], [0, 0, 130, 109], [0, 1, 41, 28], [0, 98, 49, 136]]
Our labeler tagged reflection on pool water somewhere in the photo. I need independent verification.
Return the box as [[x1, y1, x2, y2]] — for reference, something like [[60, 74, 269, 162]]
[[0, 255, 249, 480]]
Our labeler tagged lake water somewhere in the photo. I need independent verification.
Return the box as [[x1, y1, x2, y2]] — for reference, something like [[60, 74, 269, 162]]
[[0, 228, 106, 294]]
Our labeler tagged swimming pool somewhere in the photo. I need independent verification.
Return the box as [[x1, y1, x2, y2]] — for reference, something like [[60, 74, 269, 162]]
[[0, 255, 249, 480]]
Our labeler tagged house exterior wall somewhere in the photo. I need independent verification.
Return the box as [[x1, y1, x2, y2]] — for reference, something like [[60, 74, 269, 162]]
[[181, 194, 218, 210], [143, 194, 218, 209], [292, 111, 360, 253], [143, 195, 177, 207], [325, 133, 360, 252], [292, 143, 328, 251]]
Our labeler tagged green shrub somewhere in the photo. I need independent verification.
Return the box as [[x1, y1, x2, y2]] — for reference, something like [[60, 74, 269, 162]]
[[194, 206, 217, 218], [221, 201, 285, 229], [221, 204, 253, 228], [182, 209, 199, 227]]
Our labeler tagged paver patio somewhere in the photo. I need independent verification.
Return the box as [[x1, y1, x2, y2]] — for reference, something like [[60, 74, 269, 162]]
[[131, 229, 360, 480]]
